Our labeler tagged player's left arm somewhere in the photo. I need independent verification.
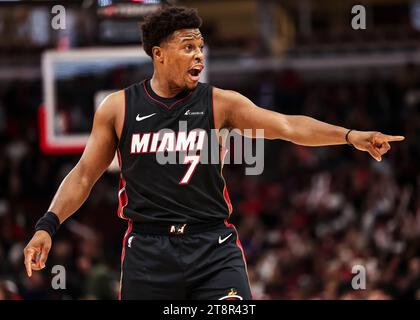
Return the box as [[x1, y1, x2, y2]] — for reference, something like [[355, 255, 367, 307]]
[[213, 87, 405, 161]]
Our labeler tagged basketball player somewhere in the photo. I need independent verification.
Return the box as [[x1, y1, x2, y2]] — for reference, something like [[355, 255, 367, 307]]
[[23, 7, 404, 300]]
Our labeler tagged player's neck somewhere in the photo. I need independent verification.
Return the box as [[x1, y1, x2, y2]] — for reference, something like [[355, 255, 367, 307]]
[[150, 74, 184, 98]]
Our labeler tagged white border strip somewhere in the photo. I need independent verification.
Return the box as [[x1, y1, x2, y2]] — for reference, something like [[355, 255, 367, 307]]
[[42, 47, 149, 147]]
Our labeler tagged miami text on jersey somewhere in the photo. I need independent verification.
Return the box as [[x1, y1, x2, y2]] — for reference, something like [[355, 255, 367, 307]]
[[130, 129, 207, 154]]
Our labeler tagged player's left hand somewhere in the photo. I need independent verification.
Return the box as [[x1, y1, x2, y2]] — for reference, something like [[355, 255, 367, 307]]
[[347, 130, 405, 161]]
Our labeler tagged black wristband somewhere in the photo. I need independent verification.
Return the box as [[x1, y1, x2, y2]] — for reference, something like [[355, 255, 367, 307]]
[[345, 129, 354, 146], [35, 211, 60, 237]]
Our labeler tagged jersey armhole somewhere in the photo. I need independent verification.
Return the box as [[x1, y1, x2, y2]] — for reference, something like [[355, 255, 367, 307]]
[[210, 86, 217, 130], [118, 89, 128, 150]]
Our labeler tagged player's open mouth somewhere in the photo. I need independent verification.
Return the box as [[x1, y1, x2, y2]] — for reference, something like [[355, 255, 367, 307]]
[[187, 65, 204, 82]]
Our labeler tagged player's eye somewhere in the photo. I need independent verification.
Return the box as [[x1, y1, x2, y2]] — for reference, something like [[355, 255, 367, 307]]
[[185, 44, 193, 51]]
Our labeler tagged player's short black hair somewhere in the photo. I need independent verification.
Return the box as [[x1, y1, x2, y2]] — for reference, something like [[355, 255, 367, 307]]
[[140, 6, 202, 58]]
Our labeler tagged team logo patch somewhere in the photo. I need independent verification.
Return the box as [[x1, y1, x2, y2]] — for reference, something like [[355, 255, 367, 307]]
[[218, 288, 243, 300], [169, 224, 187, 235]]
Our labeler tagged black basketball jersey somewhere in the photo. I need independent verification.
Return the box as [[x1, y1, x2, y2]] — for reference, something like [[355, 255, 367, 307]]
[[116, 80, 232, 223]]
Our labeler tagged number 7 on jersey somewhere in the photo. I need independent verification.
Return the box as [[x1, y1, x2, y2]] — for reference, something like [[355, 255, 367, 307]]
[[179, 155, 201, 184]]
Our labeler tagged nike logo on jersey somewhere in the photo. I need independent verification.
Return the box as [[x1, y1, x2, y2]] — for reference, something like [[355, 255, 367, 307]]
[[136, 113, 156, 122], [218, 233, 232, 244]]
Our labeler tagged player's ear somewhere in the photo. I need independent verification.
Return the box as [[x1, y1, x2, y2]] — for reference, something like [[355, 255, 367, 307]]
[[152, 46, 164, 63]]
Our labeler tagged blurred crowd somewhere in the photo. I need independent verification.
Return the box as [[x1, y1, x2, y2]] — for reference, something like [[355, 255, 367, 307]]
[[0, 64, 419, 300]]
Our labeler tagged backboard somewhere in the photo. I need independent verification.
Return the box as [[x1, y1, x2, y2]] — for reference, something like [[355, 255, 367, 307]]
[[40, 46, 208, 157]]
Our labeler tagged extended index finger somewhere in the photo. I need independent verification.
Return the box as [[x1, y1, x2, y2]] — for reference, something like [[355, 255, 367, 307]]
[[384, 135, 405, 142], [24, 248, 35, 277]]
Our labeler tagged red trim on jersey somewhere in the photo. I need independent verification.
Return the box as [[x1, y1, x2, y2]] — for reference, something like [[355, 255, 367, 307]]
[[223, 185, 233, 214], [224, 219, 252, 296], [118, 219, 133, 300], [117, 176, 128, 219], [117, 149, 129, 220], [142, 80, 192, 109], [211, 87, 217, 129], [117, 132, 132, 300], [212, 88, 233, 216], [220, 146, 233, 215]]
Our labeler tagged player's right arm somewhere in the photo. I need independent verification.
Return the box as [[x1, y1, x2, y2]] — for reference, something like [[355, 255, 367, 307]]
[[23, 91, 124, 277]]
